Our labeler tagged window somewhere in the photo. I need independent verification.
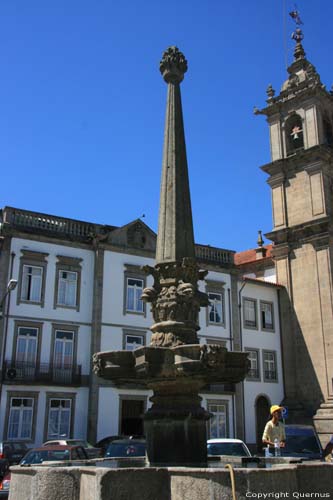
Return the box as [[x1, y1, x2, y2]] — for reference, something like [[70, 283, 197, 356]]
[[21, 265, 42, 302], [16, 327, 38, 366], [208, 292, 224, 324], [204, 338, 226, 347], [123, 264, 146, 316], [246, 349, 260, 380], [11, 321, 42, 379], [54, 330, 74, 369], [260, 301, 274, 330], [207, 400, 228, 439], [54, 256, 82, 311], [263, 351, 277, 382], [243, 298, 257, 329], [286, 114, 304, 155], [57, 271, 77, 307], [51, 324, 79, 383], [18, 250, 48, 307], [7, 398, 34, 440], [124, 332, 145, 351], [205, 280, 225, 327], [126, 278, 144, 313], [47, 399, 72, 439]]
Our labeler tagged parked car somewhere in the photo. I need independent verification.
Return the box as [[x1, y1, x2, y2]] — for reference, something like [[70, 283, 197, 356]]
[[281, 425, 323, 460], [0, 461, 9, 483], [20, 445, 88, 465], [207, 438, 252, 457], [104, 439, 146, 458], [0, 472, 10, 499], [95, 435, 139, 455], [0, 442, 29, 465], [42, 439, 101, 459]]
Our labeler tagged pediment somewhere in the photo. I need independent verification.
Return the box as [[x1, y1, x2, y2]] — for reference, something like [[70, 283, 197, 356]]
[[107, 219, 156, 251]]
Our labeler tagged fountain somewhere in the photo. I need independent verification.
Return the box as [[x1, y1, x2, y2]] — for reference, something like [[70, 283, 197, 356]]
[[92, 46, 249, 467]]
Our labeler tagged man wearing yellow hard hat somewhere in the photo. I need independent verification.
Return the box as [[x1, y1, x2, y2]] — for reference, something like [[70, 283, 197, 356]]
[[262, 405, 286, 451]]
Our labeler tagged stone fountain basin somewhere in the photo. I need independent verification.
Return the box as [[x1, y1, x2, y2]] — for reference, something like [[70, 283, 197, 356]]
[[9, 460, 333, 500], [93, 344, 249, 385]]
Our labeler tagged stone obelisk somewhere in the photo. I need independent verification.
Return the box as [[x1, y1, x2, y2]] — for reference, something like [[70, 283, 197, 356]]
[[142, 46, 209, 349]]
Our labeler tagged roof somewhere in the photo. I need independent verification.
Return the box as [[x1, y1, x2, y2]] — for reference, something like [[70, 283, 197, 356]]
[[242, 277, 282, 289], [234, 244, 273, 266]]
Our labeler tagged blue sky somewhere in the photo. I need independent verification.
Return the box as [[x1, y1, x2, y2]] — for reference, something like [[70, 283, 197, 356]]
[[1, 1, 332, 252]]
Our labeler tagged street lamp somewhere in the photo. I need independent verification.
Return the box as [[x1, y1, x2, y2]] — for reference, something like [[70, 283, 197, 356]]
[[0, 279, 18, 314]]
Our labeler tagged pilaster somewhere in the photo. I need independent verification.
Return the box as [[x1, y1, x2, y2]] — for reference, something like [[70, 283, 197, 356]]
[[87, 245, 104, 444]]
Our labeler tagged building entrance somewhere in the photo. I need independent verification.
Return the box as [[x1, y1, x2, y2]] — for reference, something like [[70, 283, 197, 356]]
[[120, 398, 145, 436], [255, 396, 270, 452]]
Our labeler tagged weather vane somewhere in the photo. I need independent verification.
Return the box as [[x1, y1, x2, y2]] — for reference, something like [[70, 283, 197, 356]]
[[289, 5, 304, 44]]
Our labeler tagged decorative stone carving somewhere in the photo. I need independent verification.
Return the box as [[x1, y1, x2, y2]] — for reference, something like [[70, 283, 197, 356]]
[[160, 46, 188, 84], [200, 344, 227, 368], [127, 222, 146, 248], [142, 258, 209, 346], [92, 352, 105, 377], [266, 84, 275, 99]]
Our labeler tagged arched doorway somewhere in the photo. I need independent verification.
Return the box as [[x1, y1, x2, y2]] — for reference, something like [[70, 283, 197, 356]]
[[255, 396, 270, 452]]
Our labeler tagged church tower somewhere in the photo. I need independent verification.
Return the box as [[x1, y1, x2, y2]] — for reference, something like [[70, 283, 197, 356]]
[[258, 23, 333, 443]]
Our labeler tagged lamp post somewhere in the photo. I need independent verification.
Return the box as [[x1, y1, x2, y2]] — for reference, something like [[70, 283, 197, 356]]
[[0, 279, 18, 313], [0, 279, 18, 379]]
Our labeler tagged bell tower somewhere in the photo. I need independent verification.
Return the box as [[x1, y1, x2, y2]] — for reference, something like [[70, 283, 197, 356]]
[[257, 21, 333, 443]]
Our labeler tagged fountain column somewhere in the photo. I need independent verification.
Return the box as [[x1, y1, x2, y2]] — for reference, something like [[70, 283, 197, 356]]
[[92, 47, 249, 468], [141, 46, 210, 465]]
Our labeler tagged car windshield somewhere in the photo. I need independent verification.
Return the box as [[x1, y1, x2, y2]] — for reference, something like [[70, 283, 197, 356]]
[[105, 442, 146, 458], [283, 427, 322, 456], [207, 442, 249, 457], [5, 443, 26, 451], [21, 449, 71, 464], [67, 440, 90, 448], [283, 435, 320, 455]]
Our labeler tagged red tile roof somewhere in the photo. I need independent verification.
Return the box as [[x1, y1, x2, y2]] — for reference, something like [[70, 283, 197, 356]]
[[234, 244, 273, 265]]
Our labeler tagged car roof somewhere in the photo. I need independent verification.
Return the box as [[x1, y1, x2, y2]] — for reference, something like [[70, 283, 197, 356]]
[[285, 425, 315, 429], [108, 439, 146, 444], [207, 439, 245, 444]]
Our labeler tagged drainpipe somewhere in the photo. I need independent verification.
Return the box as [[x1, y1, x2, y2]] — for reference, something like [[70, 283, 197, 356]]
[[0, 252, 16, 403], [238, 280, 247, 442], [228, 287, 237, 438], [227, 287, 233, 350], [277, 288, 286, 405]]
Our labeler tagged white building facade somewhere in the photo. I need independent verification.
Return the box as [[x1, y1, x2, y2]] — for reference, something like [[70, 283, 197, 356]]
[[0, 206, 284, 451]]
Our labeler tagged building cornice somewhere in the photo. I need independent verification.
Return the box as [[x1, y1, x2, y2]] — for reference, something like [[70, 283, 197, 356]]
[[265, 216, 330, 246]]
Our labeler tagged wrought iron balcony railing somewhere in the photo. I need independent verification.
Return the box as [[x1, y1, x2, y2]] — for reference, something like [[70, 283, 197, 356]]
[[247, 369, 260, 379], [264, 370, 277, 381], [2, 361, 83, 385]]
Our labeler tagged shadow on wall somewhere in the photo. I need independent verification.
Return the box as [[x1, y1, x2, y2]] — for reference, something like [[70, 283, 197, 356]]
[[279, 287, 323, 423]]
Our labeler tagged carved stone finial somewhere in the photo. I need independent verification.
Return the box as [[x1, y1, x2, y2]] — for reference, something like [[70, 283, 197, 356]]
[[292, 29, 305, 60], [160, 46, 188, 84], [257, 230, 264, 247], [266, 84, 275, 101]]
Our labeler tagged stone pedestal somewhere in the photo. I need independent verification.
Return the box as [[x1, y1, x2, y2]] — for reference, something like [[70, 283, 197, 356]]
[[144, 414, 208, 466], [313, 398, 333, 446]]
